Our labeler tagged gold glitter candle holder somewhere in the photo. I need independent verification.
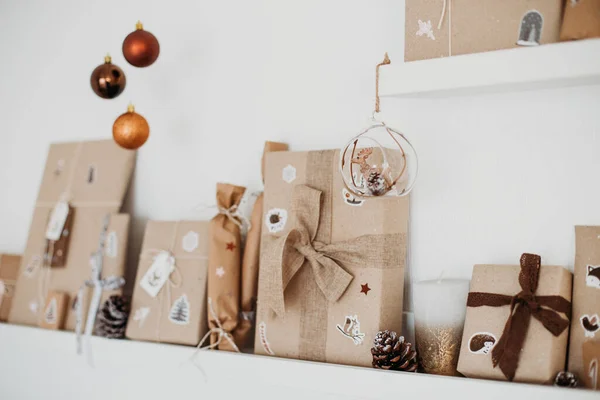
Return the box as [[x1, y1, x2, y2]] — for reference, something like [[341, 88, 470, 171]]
[[413, 279, 470, 376]]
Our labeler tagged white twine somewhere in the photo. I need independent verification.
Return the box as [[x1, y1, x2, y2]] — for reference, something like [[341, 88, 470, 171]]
[[437, 0, 452, 56]]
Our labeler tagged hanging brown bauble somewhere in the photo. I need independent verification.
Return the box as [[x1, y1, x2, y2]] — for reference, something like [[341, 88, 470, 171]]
[[90, 54, 126, 99], [112, 104, 149, 150], [122, 21, 160, 68]]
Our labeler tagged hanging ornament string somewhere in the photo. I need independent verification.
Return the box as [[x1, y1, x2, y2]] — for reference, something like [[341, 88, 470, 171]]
[[374, 52, 391, 116], [437, 0, 452, 56]]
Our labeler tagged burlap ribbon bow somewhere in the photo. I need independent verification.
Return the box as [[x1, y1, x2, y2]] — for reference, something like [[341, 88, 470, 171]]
[[467, 253, 571, 381], [263, 184, 401, 317]]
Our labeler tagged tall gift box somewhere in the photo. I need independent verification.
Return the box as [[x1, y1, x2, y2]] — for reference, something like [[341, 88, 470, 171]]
[[9, 140, 135, 328], [255, 150, 408, 367], [568, 226, 600, 383], [457, 254, 572, 383], [0, 254, 21, 321], [405, 0, 563, 62], [126, 221, 209, 346]]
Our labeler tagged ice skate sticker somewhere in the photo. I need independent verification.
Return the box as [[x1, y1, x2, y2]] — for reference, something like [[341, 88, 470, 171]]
[[105, 231, 118, 258], [259, 321, 275, 355], [336, 315, 365, 345], [581, 314, 599, 338], [282, 164, 297, 184], [23, 255, 42, 278], [265, 208, 288, 234], [589, 358, 598, 390], [169, 294, 190, 325], [182, 231, 199, 253], [44, 298, 57, 324], [586, 265, 600, 289], [468, 332, 497, 355], [517, 10, 543, 47], [140, 251, 176, 298], [416, 19, 435, 41], [342, 188, 364, 207], [133, 307, 150, 328]]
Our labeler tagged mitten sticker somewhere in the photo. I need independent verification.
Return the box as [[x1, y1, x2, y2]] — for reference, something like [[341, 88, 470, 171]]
[[581, 314, 599, 338], [468, 332, 497, 355]]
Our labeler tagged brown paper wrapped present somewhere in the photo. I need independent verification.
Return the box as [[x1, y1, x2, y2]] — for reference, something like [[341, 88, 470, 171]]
[[234, 141, 288, 350], [583, 341, 600, 390], [0, 254, 21, 321], [208, 183, 246, 351], [9, 140, 135, 327], [561, 0, 600, 41], [568, 226, 600, 381], [457, 254, 572, 383], [405, 0, 563, 62], [254, 150, 408, 367], [126, 221, 209, 346]]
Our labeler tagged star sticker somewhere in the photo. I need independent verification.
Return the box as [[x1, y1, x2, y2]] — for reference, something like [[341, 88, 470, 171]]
[[226, 242, 236, 251], [216, 266, 225, 278], [360, 283, 371, 295]]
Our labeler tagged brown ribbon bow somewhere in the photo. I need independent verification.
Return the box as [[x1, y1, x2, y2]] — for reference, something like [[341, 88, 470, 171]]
[[263, 184, 401, 316], [467, 253, 571, 381]]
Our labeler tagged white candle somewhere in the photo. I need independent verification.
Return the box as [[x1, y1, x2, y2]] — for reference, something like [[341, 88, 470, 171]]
[[413, 278, 470, 376]]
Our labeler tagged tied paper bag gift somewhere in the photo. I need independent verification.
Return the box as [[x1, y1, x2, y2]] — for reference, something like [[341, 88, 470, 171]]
[[405, 0, 563, 62], [0, 254, 21, 321], [9, 139, 135, 327], [10, 211, 130, 330], [457, 254, 572, 383], [561, 0, 600, 41], [126, 221, 209, 346], [255, 150, 408, 367], [568, 226, 600, 381]]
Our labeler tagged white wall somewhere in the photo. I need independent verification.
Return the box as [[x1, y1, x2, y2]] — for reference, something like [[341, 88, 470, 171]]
[[1, 0, 600, 343]]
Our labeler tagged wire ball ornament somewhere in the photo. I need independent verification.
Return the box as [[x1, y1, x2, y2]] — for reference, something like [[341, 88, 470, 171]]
[[340, 122, 418, 198], [339, 53, 418, 198]]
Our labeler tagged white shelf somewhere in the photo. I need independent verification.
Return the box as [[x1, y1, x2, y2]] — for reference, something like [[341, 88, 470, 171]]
[[0, 323, 596, 400], [381, 39, 600, 98]]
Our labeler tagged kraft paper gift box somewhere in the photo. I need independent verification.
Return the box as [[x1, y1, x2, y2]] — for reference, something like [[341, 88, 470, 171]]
[[457, 254, 572, 384], [568, 226, 600, 383], [0, 254, 21, 321], [9, 140, 135, 328], [254, 150, 409, 367], [561, 0, 600, 41], [405, 0, 563, 62], [126, 221, 209, 346]]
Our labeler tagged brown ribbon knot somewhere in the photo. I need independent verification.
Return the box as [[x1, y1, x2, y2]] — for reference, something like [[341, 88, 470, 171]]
[[467, 253, 571, 381], [263, 184, 402, 317]]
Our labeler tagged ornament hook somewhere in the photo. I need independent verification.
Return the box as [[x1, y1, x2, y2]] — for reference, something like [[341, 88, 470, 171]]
[[374, 52, 391, 115]]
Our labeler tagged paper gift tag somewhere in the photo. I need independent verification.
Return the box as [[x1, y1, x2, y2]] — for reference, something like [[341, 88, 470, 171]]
[[45, 201, 71, 241], [140, 251, 175, 298]]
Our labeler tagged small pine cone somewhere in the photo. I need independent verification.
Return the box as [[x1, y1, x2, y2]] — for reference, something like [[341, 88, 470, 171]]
[[95, 295, 130, 339], [371, 330, 418, 372], [554, 371, 578, 388], [366, 171, 388, 196]]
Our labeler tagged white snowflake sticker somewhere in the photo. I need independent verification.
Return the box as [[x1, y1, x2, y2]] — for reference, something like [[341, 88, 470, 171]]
[[265, 208, 288, 233], [416, 19, 435, 41], [133, 307, 151, 328], [169, 294, 190, 325], [105, 231, 118, 258], [182, 231, 199, 253], [216, 266, 225, 278], [282, 165, 297, 183]]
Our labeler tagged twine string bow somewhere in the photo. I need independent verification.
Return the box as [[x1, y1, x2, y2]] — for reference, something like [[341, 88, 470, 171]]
[[467, 253, 571, 381], [263, 184, 402, 316]]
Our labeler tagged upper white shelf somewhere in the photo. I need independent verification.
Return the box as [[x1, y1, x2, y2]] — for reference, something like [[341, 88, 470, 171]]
[[381, 39, 600, 98], [0, 323, 597, 400]]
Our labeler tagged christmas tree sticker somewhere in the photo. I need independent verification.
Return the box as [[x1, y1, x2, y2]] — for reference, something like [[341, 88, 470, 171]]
[[169, 294, 190, 325], [44, 298, 57, 324]]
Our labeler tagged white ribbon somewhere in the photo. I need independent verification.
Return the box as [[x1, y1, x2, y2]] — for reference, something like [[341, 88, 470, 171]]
[[75, 215, 125, 366], [437, 0, 452, 56]]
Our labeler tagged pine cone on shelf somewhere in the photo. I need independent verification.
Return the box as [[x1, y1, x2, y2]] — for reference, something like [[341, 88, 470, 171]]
[[371, 330, 418, 372], [554, 371, 579, 388], [95, 295, 130, 339]]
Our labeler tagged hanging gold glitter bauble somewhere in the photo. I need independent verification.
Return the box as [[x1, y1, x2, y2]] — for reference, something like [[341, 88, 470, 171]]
[[112, 104, 149, 150]]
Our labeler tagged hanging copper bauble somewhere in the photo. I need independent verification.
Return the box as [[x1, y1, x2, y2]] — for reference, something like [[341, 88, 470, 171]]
[[90, 54, 126, 99], [122, 21, 160, 68], [112, 104, 149, 150]]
